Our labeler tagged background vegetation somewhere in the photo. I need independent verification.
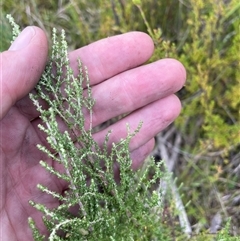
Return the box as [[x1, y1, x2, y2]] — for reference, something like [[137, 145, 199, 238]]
[[1, 0, 239, 239]]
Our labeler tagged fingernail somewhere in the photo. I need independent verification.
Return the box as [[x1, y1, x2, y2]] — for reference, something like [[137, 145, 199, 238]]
[[9, 27, 36, 51]]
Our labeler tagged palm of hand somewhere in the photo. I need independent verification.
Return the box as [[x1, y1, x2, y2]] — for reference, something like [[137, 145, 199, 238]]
[[1, 106, 64, 239]]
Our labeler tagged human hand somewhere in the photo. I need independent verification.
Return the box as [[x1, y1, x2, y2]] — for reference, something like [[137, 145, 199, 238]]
[[0, 26, 186, 240]]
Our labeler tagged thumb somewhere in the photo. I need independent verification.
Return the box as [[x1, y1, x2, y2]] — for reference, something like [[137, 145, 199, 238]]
[[0, 26, 48, 120]]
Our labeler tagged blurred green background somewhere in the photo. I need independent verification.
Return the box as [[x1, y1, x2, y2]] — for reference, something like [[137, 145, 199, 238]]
[[1, 0, 240, 239]]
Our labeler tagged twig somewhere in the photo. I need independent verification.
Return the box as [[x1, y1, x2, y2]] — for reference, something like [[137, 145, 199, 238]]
[[155, 129, 192, 236], [46, 122, 87, 217]]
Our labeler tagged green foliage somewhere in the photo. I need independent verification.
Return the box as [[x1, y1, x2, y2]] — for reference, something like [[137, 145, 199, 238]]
[[169, 1, 240, 231], [0, 14, 14, 51], [177, 0, 239, 149], [217, 220, 239, 241], [7, 16, 175, 240]]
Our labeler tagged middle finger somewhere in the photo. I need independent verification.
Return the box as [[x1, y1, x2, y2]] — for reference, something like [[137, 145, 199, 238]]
[[84, 58, 185, 129]]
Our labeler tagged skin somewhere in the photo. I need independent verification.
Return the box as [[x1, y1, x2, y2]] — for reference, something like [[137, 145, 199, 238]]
[[0, 26, 186, 240]]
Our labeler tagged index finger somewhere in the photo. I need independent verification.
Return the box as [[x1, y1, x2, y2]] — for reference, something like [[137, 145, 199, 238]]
[[69, 31, 154, 85]]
